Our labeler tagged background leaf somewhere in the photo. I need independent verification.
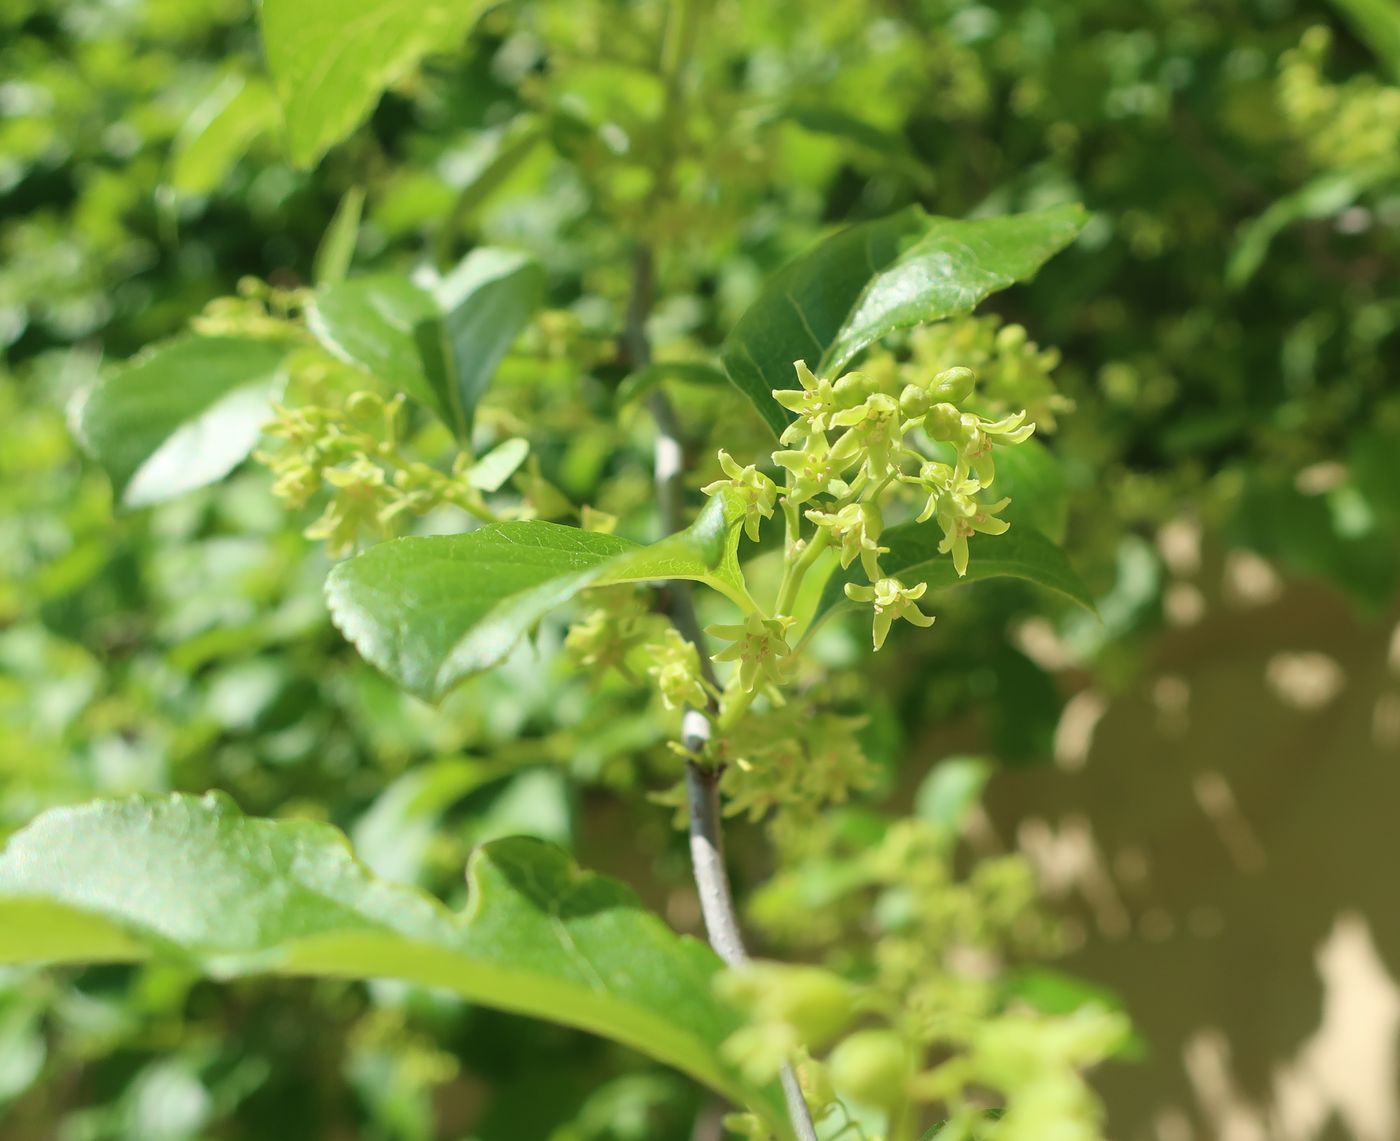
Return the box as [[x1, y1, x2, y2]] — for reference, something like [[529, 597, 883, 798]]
[[326, 492, 750, 700], [0, 793, 788, 1133], [313, 186, 366, 286], [75, 336, 287, 508], [720, 204, 1087, 435], [1326, 0, 1400, 81], [258, 0, 493, 168], [308, 252, 543, 439], [167, 75, 278, 196], [433, 249, 546, 438]]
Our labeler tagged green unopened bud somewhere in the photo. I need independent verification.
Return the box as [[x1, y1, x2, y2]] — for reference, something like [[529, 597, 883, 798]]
[[833, 370, 880, 407], [827, 1029, 911, 1111], [931, 366, 977, 403], [923, 401, 963, 441], [899, 384, 932, 421], [995, 323, 1028, 353], [717, 963, 856, 1048], [345, 391, 384, 420]]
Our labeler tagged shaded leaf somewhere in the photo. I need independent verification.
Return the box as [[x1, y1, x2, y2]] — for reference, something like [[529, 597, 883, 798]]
[[0, 793, 788, 1133], [76, 336, 288, 508], [1227, 161, 1399, 288], [1327, 0, 1400, 81], [259, 0, 493, 168], [721, 205, 1086, 435], [326, 490, 752, 700], [614, 361, 729, 408], [815, 522, 1095, 626]]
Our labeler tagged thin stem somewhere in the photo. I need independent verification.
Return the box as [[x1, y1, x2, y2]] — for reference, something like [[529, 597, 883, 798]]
[[774, 526, 830, 617], [631, 246, 819, 1141]]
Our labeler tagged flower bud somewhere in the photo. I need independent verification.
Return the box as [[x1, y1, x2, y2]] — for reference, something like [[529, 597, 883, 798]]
[[827, 1029, 911, 1111], [995, 323, 1028, 352], [833, 370, 879, 407], [899, 384, 931, 421], [931, 366, 976, 403], [922, 402, 963, 442]]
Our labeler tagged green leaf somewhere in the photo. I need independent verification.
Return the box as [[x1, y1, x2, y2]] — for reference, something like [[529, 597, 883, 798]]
[[914, 756, 994, 839], [720, 204, 1087, 435], [815, 522, 1095, 627], [1227, 162, 1400, 288], [168, 74, 279, 196], [326, 491, 752, 701], [258, 0, 494, 168], [76, 336, 288, 508], [989, 437, 1068, 543], [435, 249, 546, 436], [1326, 0, 1400, 81], [313, 185, 366, 286], [0, 793, 788, 1134], [308, 250, 543, 439], [467, 437, 531, 492], [614, 361, 729, 408]]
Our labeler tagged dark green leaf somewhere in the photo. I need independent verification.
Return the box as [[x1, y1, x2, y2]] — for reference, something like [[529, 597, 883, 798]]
[[721, 205, 1087, 435], [76, 336, 288, 508], [989, 437, 1068, 542], [0, 793, 787, 1133], [815, 522, 1096, 627], [614, 362, 729, 408], [326, 491, 751, 700], [258, 0, 494, 168]]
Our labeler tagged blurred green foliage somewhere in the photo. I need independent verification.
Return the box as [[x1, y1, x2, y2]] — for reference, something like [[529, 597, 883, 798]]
[[2, 0, 1397, 1137]]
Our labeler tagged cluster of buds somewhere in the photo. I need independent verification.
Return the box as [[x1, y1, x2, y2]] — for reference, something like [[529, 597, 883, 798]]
[[257, 390, 486, 556], [192, 276, 310, 341]]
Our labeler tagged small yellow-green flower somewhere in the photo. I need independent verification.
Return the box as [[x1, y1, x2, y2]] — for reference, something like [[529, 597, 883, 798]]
[[702, 450, 778, 541], [772, 360, 842, 440], [707, 613, 795, 693], [646, 627, 712, 711], [772, 432, 858, 506], [844, 577, 935, 650], [829, 392, 905, 482], [806, 501, 888, 580]]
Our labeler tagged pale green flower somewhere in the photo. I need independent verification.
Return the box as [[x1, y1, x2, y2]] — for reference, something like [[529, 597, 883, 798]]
[[772, 431, 859, 506], [706, 613, 795, 693], [773, 360, 842, 441], [702, 450, 778, 541], [829, 392, 905, 482], [843, 577, 935, 649], [806, 501, 888, 580], [646, 627, 712, 711]]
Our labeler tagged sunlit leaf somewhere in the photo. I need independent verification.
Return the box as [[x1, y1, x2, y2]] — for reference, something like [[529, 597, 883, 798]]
[[721, 205, 1086, 435], [327, 490, 752, 700], [258, 0, 494, 168], [75, 336, 288, 508], [0, 793, 788, 1133]]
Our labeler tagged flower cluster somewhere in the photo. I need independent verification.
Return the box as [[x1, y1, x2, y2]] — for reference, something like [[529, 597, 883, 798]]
[[192, 276, 310, 341], [701, 355, 1040, 649], [719, 809, 1128, 1139], [1278, 26, 1400, 173], [257, 389, 494, 556]]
